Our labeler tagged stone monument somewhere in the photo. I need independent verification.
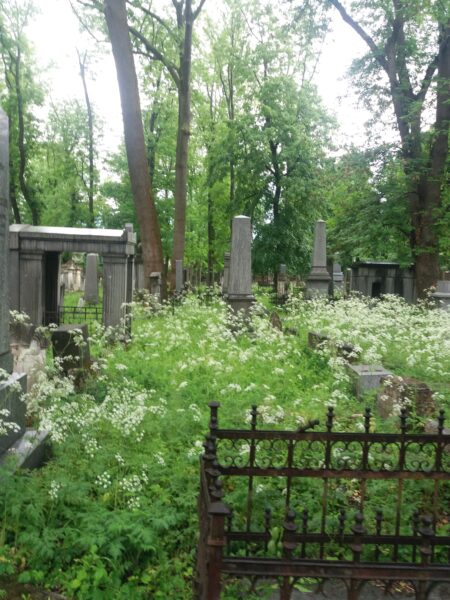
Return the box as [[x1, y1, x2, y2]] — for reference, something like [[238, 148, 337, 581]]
[[0, 108, 47, 468], [306, 220, 331, 297], [227, 216, 255, 313], [332, 262, 344, 294], [84, 253, 99, 304], [432, 279, 450, 311], [175, 259, 183, 294]]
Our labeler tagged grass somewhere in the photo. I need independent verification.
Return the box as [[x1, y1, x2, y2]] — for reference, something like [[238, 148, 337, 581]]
[[0, 292, 449, 598]]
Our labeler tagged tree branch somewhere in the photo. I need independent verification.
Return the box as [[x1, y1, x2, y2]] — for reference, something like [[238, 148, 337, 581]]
[[128, 25, 180, 87], [327, 0, 389, 73], [126, 0, 177, 42], [193, 0, 207, 21]]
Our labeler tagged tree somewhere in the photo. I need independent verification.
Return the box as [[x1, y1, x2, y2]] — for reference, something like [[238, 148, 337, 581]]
[[326, 0, 450, 296], [103, 0, 163, 280], [0, 0, 43, 224], [125, 0, 206, 283]]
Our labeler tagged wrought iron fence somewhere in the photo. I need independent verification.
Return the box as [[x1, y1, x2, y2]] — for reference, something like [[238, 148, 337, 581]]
[[44, 306, 103, 326], [196, 402, 450, 599]]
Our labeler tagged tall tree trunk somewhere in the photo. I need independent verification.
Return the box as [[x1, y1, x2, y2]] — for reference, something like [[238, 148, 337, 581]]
[[78, 51, 95, 227], [171, 0, 194, 283], [414, 21, 450, 295], [104, 0, 163, 283]]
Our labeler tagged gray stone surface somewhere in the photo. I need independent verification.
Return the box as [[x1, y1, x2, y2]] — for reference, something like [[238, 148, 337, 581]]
[[332, 262, 344, 292], [377, 376, 436, 419], [0, 108, 12, 372], [0, 428, 49, 469], [149, 272, 162, 302], [0, 372, 26, 453], [175, 259, 183, 293], [222, 252, 230, 295], [51, 324, 90, 372], [348, 364, 392, 398], [10, 224, 135, 326], [84, 253, 99, 304], [306, 220, 331, 297], [432, 280, 450, 310], [227, 216, 255, 313]]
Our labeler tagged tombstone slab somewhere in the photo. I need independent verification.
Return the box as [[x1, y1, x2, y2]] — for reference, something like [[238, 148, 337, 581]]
[[227, 216, 255, 314], [175, 259, 183, 294], [222, 252, 231, 295], [51, 324, 90, 373], [306, 221, 331, 298], [84, 253, 99, 304], [377, 376, 437, 419], [348, 364, 392, 398]]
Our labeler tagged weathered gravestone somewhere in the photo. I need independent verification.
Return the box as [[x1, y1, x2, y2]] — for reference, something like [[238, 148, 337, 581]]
[[84, 253, 99, 304], [432, 279, 450, 311], [0, 109, 47, 468], [175, 259, 183, 294], [51, 324, 90, 374], [149, 272, 162, 302], [347, 364, 392, 399], [306, 220, 331, 297], [377, 376, 437, 419], [227, 216, 255, 314]]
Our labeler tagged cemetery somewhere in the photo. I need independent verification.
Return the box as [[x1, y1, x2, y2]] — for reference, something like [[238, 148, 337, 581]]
[[0, 1, 449, 599]]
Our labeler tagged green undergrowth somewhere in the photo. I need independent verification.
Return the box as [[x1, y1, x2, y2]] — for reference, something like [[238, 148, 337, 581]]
[[0, 293, 449, 599]]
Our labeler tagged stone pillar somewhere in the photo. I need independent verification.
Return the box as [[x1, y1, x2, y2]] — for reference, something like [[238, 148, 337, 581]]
[[19, 251, 45, 325], [432, 280, 450, 311], [277, 263, 288, 302], [227, 216, 255, 313], [306, 220, 330, 297], [102, 254, 127, 327], [84, 253, 99, 304], [332, 263, 344, 293], [175, 259, 183, 293], [0, 110, 11, 372], [149, 272, 162, 302], [222, 252, 231, 295]]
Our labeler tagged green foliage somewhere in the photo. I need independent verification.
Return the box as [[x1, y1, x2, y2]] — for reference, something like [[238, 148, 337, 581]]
[[1, 295, 449, 597]]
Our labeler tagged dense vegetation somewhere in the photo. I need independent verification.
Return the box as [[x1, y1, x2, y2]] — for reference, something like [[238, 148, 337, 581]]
[[1, 293, 449, 598]]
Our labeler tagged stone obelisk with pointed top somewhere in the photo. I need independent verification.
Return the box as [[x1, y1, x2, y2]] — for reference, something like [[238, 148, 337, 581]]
[[306, 220, 331, 297]]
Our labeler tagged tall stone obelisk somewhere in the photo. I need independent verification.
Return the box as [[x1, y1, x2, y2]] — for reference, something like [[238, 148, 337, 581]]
[[227, 216, 255, 313], [306, 220, 331, 297]]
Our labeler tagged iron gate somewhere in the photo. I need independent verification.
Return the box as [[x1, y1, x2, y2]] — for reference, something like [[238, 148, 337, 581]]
[[196, 402, 450, 599]]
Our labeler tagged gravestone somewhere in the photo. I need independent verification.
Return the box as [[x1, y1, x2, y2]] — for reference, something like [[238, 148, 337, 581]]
[[149, 272, 162, 302], [348, 364, 392, 399], [175, 259, 183, 294], [306, 220, 331, 297], [332, 263, 344, 293], [51, 324, 90, 373], [227, 216, 255, 313], [377, 376, 436, 419], [432, 279, 450, 311], [0, 108, 47, 469], [222, 252, 231, 295], [84, 253, 99, 304], [277, 263, 288, 303]]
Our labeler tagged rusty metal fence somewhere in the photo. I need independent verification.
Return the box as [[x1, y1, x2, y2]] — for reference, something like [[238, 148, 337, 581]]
[[44, 306, 102, 326], [196, 402, 450, 599]]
